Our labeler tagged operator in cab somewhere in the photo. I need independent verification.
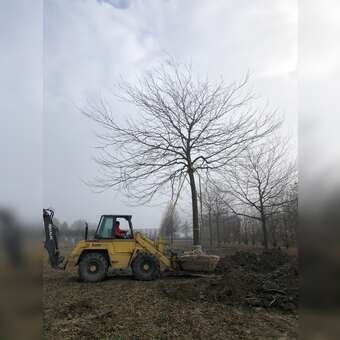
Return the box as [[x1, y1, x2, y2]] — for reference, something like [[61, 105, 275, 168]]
[[114, 220, 128, 239]]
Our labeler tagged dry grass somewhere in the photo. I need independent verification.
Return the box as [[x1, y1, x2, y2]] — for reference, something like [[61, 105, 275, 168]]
[[43, 245, 298, 339]]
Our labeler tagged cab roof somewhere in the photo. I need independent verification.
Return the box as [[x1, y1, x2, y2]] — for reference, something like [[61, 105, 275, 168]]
[[100, 215, 132, 219]]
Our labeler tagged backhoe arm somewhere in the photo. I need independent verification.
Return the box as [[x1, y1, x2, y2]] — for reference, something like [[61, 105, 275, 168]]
[[43, 208, 65, 269]]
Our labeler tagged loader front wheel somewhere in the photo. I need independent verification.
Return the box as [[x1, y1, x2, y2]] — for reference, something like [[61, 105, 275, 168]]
[[132, 253, 160, 281], [78, 252, 108, 282]]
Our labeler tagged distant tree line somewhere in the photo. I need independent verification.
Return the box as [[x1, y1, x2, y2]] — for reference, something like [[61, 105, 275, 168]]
[[159, 136, 297, 250], [160, 179, 297, 250], [52, 218, 96, 242]]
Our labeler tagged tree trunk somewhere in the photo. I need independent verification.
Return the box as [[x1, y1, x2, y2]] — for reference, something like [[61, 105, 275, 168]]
[[188, 170, 200, 246], [272, 226, 277, 247], [270, 216, 277, 248], [259, 195, 268, 249], [216, 212, 220, 248], [244, 223, 249, 245], [198, 175, 204, 243], [222, 215, 226, 245], [251, 224, 256, 246], [283, 217, 289, 248], [261, 214, 269, 249], [208, 208, 213, 248]]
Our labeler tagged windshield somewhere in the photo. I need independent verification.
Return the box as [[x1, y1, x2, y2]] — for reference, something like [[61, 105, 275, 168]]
[[97, 216, 114, 238]]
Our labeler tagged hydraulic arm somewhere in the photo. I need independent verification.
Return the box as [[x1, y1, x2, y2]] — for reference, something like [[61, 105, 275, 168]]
[[43, 208, 64, 268]]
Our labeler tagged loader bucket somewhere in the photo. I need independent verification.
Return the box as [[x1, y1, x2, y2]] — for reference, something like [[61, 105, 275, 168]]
[[178, 254, 220, 272]]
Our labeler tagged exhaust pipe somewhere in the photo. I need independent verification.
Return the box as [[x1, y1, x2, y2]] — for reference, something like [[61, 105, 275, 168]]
[[84, 222, 88, 241]]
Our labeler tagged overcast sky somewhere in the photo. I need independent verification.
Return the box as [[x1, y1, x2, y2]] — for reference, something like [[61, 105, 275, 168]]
[[0, 1, 42, 223], [8, 0, 335, 227], [298, 0, 340, 210], [41, 0, 299, 227]]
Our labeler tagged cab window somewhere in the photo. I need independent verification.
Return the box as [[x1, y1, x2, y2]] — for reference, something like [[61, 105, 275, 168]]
[[98, 216, 114, 238]]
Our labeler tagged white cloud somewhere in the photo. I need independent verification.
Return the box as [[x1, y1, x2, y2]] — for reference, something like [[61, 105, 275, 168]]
[[97, 0, 131, 10]]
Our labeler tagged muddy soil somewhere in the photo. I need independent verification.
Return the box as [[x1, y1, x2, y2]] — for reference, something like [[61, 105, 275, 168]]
[[163, 249, 298, 312], [43, 249, 298, 340]]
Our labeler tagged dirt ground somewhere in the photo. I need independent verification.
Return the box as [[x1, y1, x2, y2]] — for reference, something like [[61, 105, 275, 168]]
[[43, 247, 298, 340]]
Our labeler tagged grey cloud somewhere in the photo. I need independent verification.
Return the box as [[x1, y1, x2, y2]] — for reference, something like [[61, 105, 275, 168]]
[[97, 0, 131, 10]]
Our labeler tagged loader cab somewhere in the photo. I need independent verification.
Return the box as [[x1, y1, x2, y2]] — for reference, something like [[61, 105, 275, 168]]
[[94, 215, 134, 240]]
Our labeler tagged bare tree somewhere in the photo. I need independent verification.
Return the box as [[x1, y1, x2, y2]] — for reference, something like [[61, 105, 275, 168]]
[[201, 180, 234, 247], [59, 221, 69, 233], [180, 220, 191, 239], [82, 60, 280, 246], [70, 219, 87, 230], [201, 181, 217, 248], [160, 202, 181, 248], [224, 137, 296, 249], [280, 181, 298, 247], [211, 186, 229, 248], [241, 216, 250, 245]]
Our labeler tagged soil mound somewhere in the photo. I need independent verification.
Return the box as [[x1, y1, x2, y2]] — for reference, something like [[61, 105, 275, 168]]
[[211, 251, 298, 311], [163, 249, 299, 312], [215, 249, 290, 274]]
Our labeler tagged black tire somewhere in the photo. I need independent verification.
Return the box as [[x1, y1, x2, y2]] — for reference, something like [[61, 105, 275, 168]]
[[131, 253, 160, 281], [78, 252, 108, 282]]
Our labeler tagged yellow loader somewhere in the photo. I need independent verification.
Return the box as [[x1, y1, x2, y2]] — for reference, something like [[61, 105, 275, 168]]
[[43, 209, 219, 282]]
